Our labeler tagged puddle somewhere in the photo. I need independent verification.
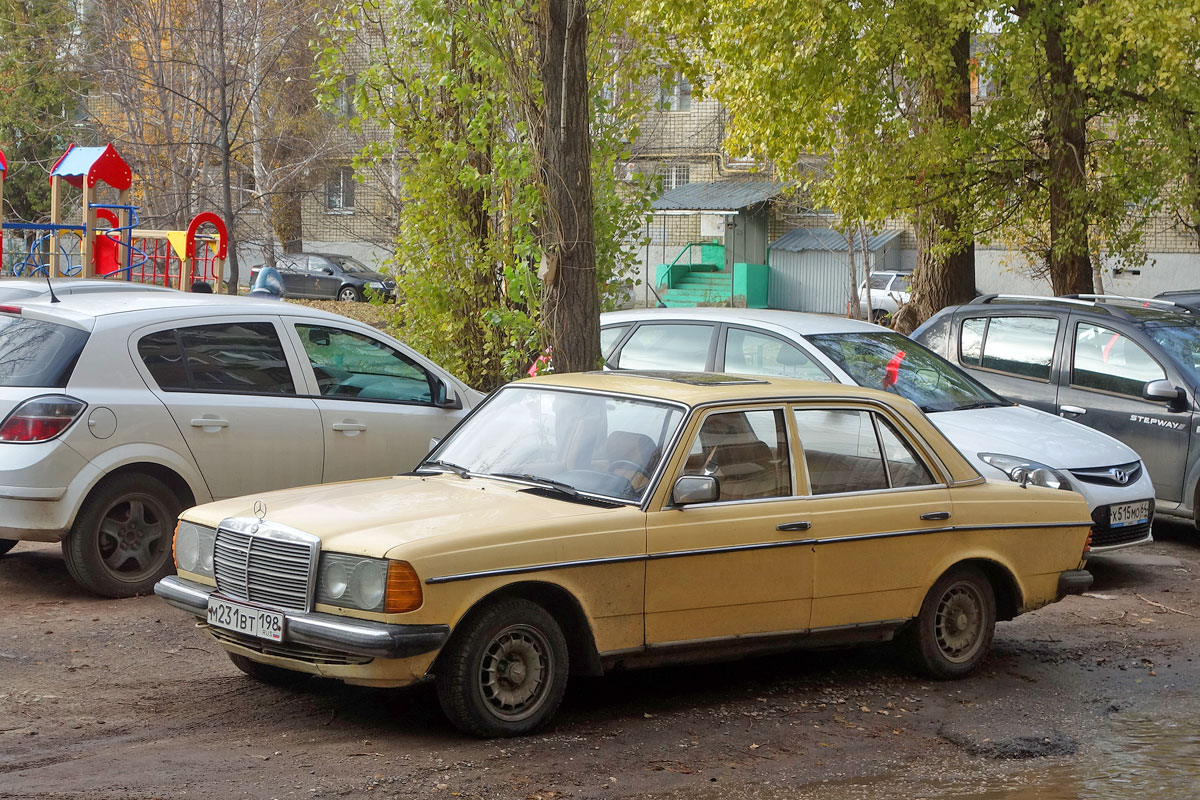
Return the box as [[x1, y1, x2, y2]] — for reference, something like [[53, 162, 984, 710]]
[[655, 710, 1200, 800], [828, 712, 1200, 800]]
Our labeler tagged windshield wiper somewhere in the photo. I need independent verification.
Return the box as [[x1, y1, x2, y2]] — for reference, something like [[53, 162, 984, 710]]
[[491, 472, 580, 499], [417, 459, 471, 479], [953, 401, 1013, 411]]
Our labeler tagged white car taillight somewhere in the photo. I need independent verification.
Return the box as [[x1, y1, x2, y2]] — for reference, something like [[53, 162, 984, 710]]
[[0, 396, 87, 442]]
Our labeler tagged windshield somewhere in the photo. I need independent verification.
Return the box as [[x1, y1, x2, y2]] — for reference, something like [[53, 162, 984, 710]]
[[806, 331, 1009, 413], [329, 256, 371, 274], [0, 315, 90, 388], [1146, 322, 1200, 384], [426, 385, 685, 502]]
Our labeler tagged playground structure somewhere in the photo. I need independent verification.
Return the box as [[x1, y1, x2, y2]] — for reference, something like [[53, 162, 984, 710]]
[[0, 143, 227, 291]]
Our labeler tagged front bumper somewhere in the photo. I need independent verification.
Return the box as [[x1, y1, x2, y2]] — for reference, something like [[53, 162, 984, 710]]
[[1086, 498, 1155, 551], [1057, 569, 1094, 598], [154, 575, 448, 660]]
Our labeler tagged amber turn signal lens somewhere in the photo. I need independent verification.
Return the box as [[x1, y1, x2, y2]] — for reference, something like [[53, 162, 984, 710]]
[[384, 560, 423, 613], [172, 521, 181, 567], [1084, 529, 1093, 553]]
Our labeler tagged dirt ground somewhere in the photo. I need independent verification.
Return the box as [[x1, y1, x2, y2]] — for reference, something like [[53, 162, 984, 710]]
[[3, 519, 1199, 800]]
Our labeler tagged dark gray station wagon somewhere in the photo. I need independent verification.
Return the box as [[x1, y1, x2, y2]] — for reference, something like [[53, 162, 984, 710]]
[[914, 294, 1200, 526]]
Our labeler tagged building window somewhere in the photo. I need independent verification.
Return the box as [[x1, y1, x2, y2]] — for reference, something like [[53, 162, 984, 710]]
[[325, 167, 356, 214], [658, 72, 691, 112], [657, 164, 690, 191], [335, 73, 358, 117]]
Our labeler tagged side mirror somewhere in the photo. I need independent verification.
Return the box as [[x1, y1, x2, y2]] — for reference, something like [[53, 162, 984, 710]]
[[307, 328, 331, 346], [432, 378, 461, 409], [1144, 379, 1186, 407], [672, 475, 719, 505], [321, 267, 335, 275]]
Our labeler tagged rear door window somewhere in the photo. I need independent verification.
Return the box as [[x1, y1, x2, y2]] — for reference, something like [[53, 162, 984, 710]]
[[137, 322, 296, 395], [791, 407, 934, 494], [971, 316, 1059, 380], [616, 323, 714, 371], [0, 316, 90, 388], [600, 325, 630, 361]]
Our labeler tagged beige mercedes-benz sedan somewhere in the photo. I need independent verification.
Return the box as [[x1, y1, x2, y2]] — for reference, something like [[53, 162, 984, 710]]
[[156, 371, 1093, 737]]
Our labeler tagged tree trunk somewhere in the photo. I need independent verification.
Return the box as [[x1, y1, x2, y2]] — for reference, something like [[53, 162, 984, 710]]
[[537, 0, 599, 374], [893, 28, 976, 334], [216, 0, 239, 294], [846, 230, 861, 320], [1044, 9, 1092, 295], [273, 192, 304, 253]]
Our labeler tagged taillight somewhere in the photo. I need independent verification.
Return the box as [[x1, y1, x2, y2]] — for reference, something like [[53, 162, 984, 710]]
[[0, 396, 87, 442], [1084, 529, 1093, 553]]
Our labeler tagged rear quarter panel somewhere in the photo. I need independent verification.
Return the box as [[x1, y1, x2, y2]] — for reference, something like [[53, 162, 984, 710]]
[[940, 481, 1092, 613]]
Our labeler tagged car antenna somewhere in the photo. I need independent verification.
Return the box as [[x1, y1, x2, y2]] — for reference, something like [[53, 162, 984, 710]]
[[44, 272, 61, 303]]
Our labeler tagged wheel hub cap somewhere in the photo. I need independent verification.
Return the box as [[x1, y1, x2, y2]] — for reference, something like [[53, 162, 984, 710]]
[[98, 498, 165, 577], [479, 625, 551, 721], [935, 584, 983, 662]]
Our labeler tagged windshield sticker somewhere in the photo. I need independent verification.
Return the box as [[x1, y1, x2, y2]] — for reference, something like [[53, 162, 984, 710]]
[[1129, 413, 1187, 431], [883, 350, 906, 389]]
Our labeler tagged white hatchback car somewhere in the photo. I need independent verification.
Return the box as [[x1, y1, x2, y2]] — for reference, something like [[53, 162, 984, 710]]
[[0, 292, 480, 596], [601, 308, 1155, 552], [858, 271, 912, 322]]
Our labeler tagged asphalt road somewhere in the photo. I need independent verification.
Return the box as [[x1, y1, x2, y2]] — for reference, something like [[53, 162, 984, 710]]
[[2, 520, 1199, 800]]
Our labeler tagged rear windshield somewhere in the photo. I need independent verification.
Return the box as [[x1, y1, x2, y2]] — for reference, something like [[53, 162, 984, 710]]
[[0, 315, 90, 388]]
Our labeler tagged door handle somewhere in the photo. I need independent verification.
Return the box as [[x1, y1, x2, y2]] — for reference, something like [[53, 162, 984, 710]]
[[1060, 405, 1087, 416], [777, 521, 812, 532], [331, 422, 368, 432], [920, 511, 951, 521], [189, 418, 229, 428]]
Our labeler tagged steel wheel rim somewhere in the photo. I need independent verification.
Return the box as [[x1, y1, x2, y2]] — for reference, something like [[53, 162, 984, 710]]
[[96, 493, 170, 581], [934, 581, 985, 663], [477, 623, 554, 722]]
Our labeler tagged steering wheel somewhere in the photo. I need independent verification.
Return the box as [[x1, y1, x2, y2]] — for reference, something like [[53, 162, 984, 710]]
[[607, 459, 651, 490]]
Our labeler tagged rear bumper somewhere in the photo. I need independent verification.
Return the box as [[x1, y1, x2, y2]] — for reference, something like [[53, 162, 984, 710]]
[[0, 441, 95, 539], [154, 575, 449, 659], [1057, 569, 1094, 598]]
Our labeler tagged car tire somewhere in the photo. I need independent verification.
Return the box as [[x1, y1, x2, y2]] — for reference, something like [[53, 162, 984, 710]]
[[62, 473, 180, 598], [436, 598, 569, 738], [901, 565, 996, 679], [337, 285, 362, 302], [0, 539, 17, 557], [228, 652, 311, 688]]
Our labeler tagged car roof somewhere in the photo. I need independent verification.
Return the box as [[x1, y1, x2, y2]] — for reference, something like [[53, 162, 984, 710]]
[[3, 290, 365, 329], [0, 278, 176, 296], [952, 296, 1200, 326], [522, 369, 902, 406], [601, 307, 888, 336]]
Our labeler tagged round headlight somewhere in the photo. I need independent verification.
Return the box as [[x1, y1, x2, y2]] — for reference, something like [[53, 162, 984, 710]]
[[176, 523, 200, 572], [354, 561, 388, 610], [323, 561, 350, 600]]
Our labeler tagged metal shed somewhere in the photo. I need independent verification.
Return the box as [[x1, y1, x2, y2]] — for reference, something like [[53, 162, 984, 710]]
[[767, 228, 903, 313]]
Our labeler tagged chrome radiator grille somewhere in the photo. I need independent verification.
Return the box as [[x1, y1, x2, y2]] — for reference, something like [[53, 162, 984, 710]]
[[213, 521, 319, 612]]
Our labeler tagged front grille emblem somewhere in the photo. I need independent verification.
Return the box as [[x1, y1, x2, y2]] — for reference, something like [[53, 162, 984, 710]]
[[1108, 468, 1129, 485]]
